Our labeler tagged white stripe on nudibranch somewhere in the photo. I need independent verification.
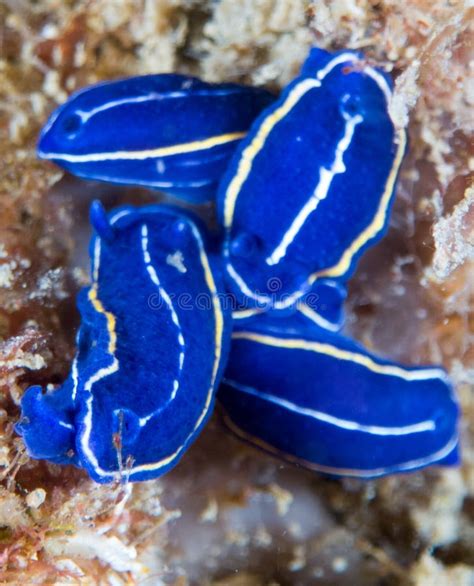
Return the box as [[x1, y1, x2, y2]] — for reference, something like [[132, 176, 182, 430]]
[[38, 92, 165, 137], [223, 413, 459, 479], [83, 355, 118, 393], [72, 86, 261, 124], [265, 111, 363, 266], [231, 301, 342, 332], [141, 224, 185, 404], [109, 209, 132, 225], [224, 378, 436, 436], [75, 93, 169, 123], [71, 357, 79, 402], [297, 304, 342, 332], [232, 308, 263, 320]]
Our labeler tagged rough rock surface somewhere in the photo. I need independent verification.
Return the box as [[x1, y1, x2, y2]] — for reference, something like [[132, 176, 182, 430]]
[[0, 1, 472, 584]]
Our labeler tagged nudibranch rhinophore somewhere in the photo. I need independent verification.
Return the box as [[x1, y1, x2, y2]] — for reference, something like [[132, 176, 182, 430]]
[[16, 202, 231, 482], [37, 74, 274, 202], [219, 314, 459, 478], [218, 48, 406, 316]]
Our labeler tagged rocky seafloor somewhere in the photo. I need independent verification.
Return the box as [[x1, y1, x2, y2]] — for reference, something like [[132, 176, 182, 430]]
[[0, 1, 472, 584]]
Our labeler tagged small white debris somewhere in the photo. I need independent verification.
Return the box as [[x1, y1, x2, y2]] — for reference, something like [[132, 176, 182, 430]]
[[19, 258, 31, 269], [199, 497, 218, 523], [74, 42, 87, 68], [43, 70, 68, 103], [254, 525, 272, 547], [8, 110, 29, 144], [46, 530, 145, 574], [0, 263, 15, 288], [332, 556, 348, 573], [313, 567, 325, 578], [288, 544, 306, 572], [26, 488, 46, 509], [268, 483, 294, 516], [0, 350, 46, 372], [41, 23, 60, 39], [30, 268, 69, 301], [288, 521, 303, 538], [390, 58, 420, 129], [225, 530, 250, 547], [166, 250, 187, 274], [54, 558, 85, 578]]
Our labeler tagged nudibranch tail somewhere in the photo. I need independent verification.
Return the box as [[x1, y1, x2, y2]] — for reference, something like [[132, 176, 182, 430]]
[[218, 48, 406, 312], [219, 315, 459, 478], [17, 203, 232, 483], [37, 74, 275, 202]]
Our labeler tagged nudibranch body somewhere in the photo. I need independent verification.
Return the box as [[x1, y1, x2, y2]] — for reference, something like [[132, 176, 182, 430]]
[[219, 314, 459, 478], [218, 49, 406, 316], [17, 203, 231, 482], [37, 74, 274, 202]]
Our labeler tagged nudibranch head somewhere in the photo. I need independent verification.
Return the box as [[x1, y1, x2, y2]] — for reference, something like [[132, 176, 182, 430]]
[[17, 202, 232, 483], [15, 383, 77, 465], [218, 48, 405, 311], [37, 74, 274, 202], [302, 48, 394, 125]]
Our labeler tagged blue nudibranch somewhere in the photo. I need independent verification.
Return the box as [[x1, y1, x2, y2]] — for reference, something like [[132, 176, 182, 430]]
[[17, 203, 231, 482], [38, 74, 274, 202], [219, 314, 459, 478], [19, 46, 460, 483], [219, 49, 406, 315]]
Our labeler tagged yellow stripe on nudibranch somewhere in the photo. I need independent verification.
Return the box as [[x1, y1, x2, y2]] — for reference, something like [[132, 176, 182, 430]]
[[186, 223, 223, 427], [232, 331, 448, 382], [223, 78, 323, 229], [88, 238, 118, 356], [223, 53, 361, 230], [42, 132, 246, 163], [79, 236, 120, 473], [88, 286, 117, 355]]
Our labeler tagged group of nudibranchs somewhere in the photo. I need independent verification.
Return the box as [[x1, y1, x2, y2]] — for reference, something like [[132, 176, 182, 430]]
[[16, 48, 460, 483]]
